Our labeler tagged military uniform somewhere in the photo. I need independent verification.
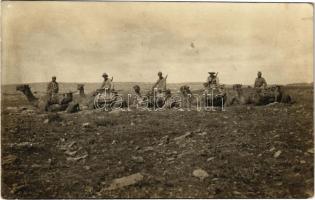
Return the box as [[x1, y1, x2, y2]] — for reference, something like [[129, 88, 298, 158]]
[[100, 79, 113, 91], [254, 77, 267, 88], [47, 81, 59, 95], [153, 77, 167, 92], [207, 76, 220, 88], [47, 81, 59, 104]]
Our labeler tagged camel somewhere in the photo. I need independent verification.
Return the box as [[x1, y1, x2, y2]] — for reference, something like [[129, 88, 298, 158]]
[[226, 84, 292, 106], [74, 84, 127, 110], [132, 85, 179, 109], [178, 85, 227, 109], [16, 84, 79, 113]]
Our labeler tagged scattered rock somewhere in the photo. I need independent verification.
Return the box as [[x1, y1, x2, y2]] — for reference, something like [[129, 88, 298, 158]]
[[6, 106, 18, 112], [174, 132, 192, 143], [82, 122, 91, 128], [84, 166, 91, 170], [266, 102, 279, 107], [300, 160, 306, 164], [111, 140, 117, 145], [207, 157, 215, 162], [275, 182, 283, 186], [66, 154, 88, 162], [11, 183, 27, 194], [193, 169, 209, 180], [31, 164, 41, 168], [43, 119, 49, 124], [2, 155, 17, 165], [105, 173, 144, 190], [199, 131, 207, 136], [307, 148, 314, 154], [166, 157, 175, 162], [143, 146, 154, 152], [232, 191, 242, 195], [274, 150, 282, 158], [9, 142, 38, 150], [132, 156, 144, 163], [65, 150, 77, 156], [109, 110, 121, 116]]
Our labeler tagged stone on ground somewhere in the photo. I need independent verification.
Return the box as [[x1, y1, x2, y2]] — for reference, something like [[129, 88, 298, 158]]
[[105, 173, 144, 191], [193, 169, 209, 180]]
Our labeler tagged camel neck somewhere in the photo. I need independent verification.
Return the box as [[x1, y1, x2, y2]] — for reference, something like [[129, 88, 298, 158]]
[[79, 89, 85, 97], [24, 89, 37, 102]]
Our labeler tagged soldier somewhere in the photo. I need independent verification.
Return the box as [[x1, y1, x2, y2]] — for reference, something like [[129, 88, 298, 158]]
[[47, 76, 59, 104], [254, 71, 267, 89], [133, 85, 143, 103], [100, 73, 113, 92], [206, 72, 219, 88], [152, 71, 167, 92]]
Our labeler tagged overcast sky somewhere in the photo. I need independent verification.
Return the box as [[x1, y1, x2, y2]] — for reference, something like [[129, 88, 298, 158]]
[[2, 2, 313, 85]]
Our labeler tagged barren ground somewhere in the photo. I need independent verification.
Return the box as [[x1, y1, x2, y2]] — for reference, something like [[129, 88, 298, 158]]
[[1, 84, 314, 198]]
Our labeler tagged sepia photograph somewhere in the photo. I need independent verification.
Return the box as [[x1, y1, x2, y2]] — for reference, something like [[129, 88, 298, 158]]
[[1, 1, 314, 198]]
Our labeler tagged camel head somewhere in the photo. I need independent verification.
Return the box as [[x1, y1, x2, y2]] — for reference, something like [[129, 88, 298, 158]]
[[16, 84, 38, 102], [133, 85, 141, 95], [16, 84, 31, 93], [165, 89, 172, 98], [180, 85, 192, 96], [232, 84, 242, 90], [77, 84, 84, 91]]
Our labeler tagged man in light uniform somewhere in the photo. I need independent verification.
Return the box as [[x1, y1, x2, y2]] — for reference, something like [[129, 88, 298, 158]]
[[152, 71, 167, 92], [47, 76, 59, 103], [254, 71, 267, 89], [100, 73, 113, 91]]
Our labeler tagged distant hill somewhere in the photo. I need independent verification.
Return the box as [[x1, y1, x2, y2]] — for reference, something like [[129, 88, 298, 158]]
[[286, 82, 313, 87]]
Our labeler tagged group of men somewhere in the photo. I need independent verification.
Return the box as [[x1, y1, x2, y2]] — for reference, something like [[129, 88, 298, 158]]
[[46, 71, 267, 99], [205, 71, 267, 90]]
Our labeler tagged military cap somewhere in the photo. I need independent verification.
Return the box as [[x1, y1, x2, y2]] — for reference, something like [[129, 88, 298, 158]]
[[102, 73, 108, 77], [208, 72, 216, 75], [158, 71, 162, 76]]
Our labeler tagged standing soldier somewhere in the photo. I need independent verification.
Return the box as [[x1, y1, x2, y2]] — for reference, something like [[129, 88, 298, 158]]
[[152, 71, 167, 92], [254, 71, 267, 89], [47, 76, 59, 103]]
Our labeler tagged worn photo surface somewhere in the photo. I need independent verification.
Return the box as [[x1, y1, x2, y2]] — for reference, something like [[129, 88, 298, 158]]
[[1, 1, 314, 198]]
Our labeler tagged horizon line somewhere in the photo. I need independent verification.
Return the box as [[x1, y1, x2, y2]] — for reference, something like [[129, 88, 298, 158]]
[[2, 81, 313, 86]]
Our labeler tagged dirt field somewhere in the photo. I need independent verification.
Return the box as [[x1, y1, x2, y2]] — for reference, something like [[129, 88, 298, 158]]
[[1, 83, 314, 198]]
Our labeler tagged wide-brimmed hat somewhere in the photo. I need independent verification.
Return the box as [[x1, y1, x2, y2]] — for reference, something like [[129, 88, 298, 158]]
[[102, 73, 108, 77]]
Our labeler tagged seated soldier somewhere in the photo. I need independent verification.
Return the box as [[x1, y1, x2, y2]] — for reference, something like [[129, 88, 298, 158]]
[[206, 72, 219, 89], [152, 71, 167, 94], [254, 71, 267, 92], [47, 76, 59, 104], [99, 73, 113, 92], [204, 72, 223, 95]]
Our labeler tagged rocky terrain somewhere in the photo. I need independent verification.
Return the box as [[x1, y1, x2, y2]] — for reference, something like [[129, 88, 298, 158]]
[[1, 84, 313, 198]]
